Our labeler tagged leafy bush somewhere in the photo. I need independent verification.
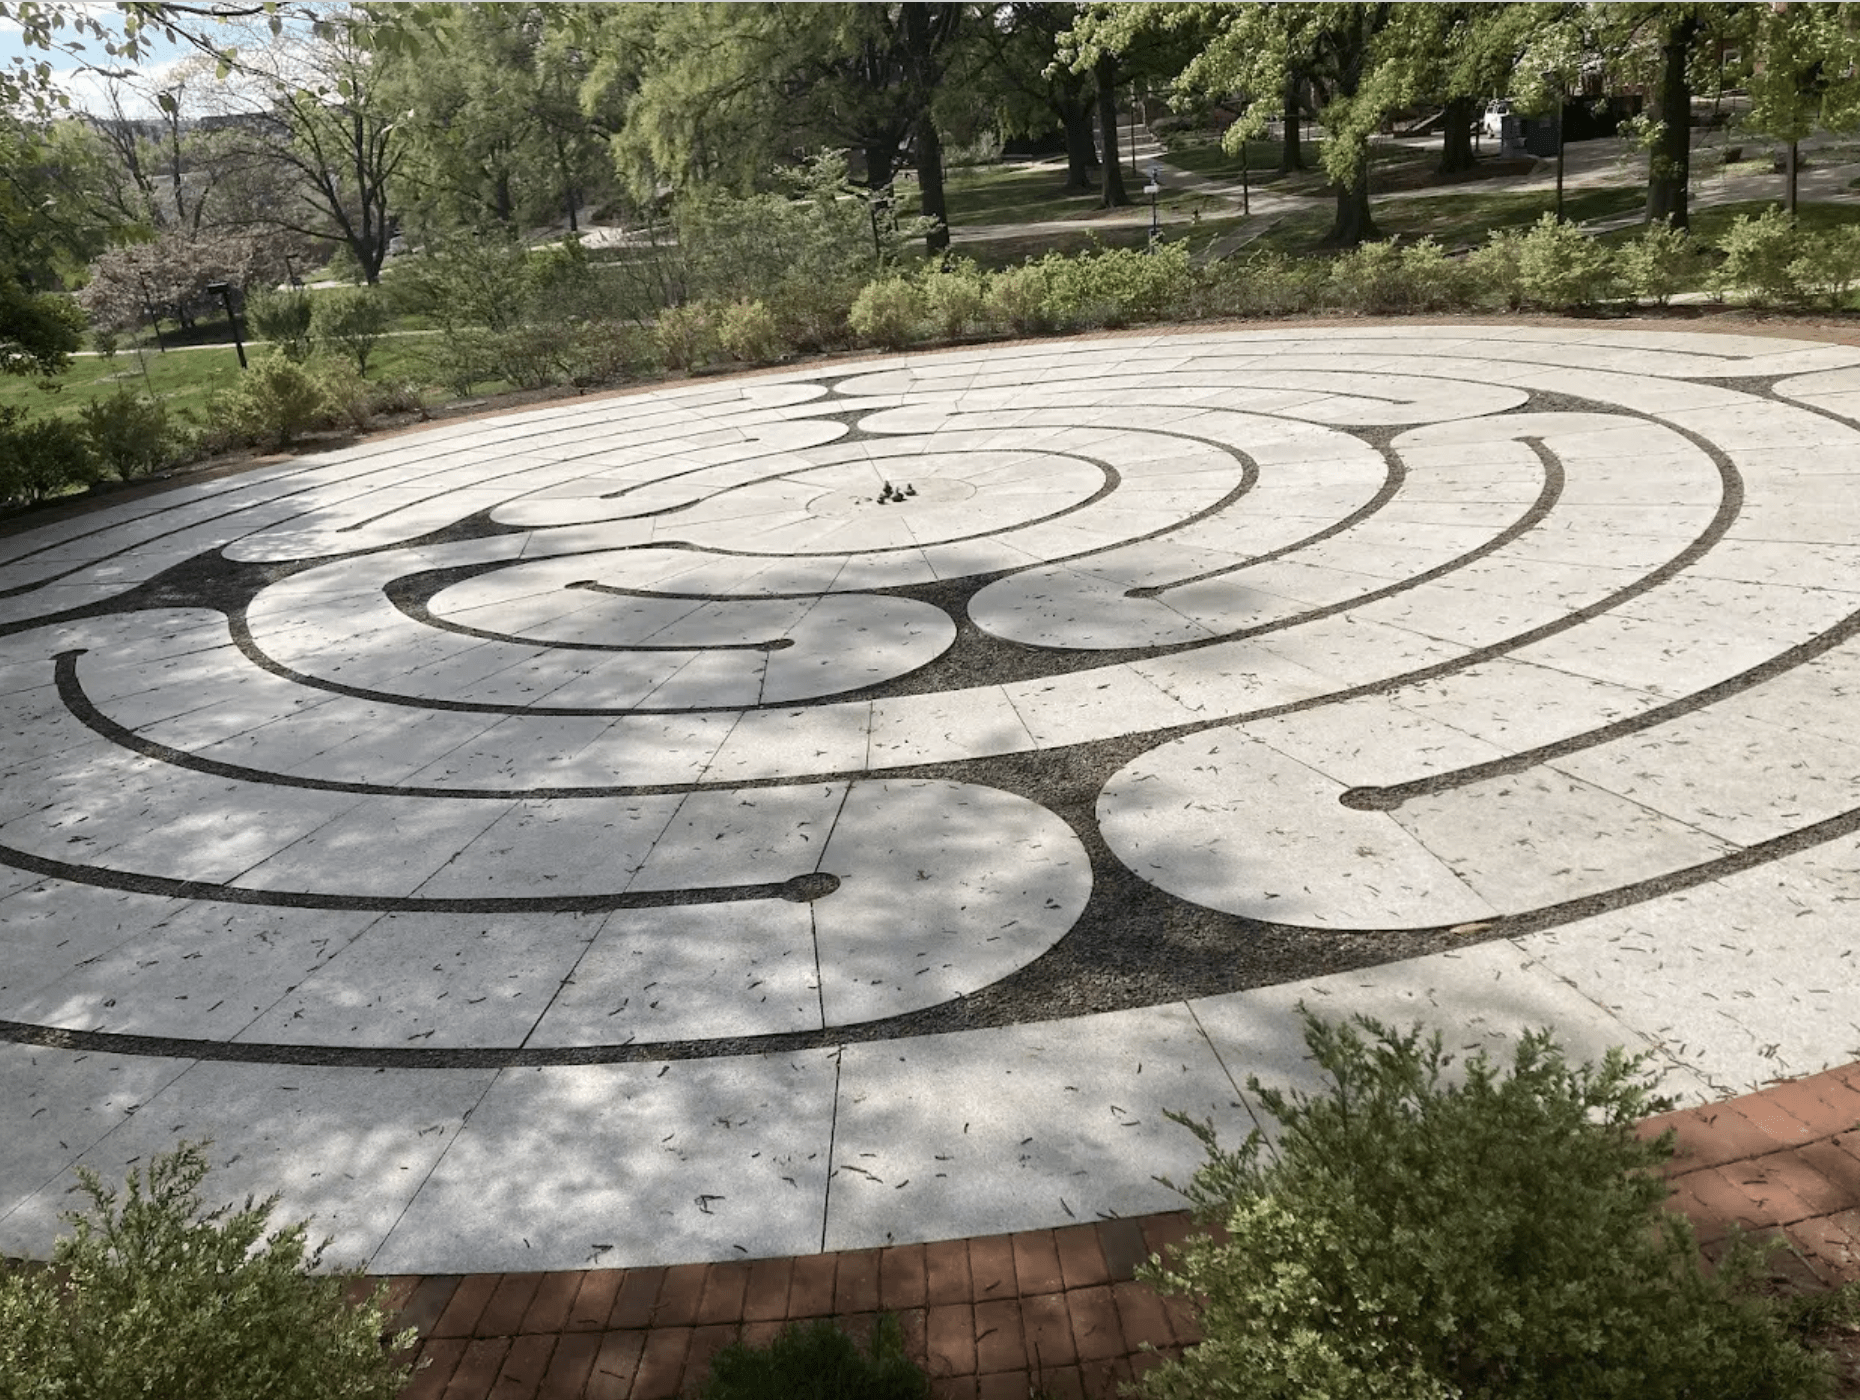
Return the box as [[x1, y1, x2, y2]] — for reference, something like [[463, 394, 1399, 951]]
[[1324, 239, 1470, 315], [716, 299, 785, 363], [90, 327, 118, 359], [655, 303, 718, 373], [487, 322, 577, 390], [1617, 223, 1697, 306], [1200, 251, 1326, 319], [78, 388, 173, 480], [1138, 1011, 1843, 1400], [1714, 207, 1809, 306], [428, 328, 500, 398], [246, 288, 315, 361], [312, 359, 376, 432], [700, 1315, 927, 1400], [388, 234, 532, 333], [1039, 244, 1193, 330], [212, 352, 330, 447], [312, 288, 391, 374], [0, 1142, 414, 1400], [919, 259, 990, 340], [1467, 228, 1528, 310], [563, 320, 659, 388], [0, 407, 98, 506], [1516, 214, 1617, 310], [1789, 225, 1860, 310], [984, 261, 1052, 336], [849, 276, 927, 349]]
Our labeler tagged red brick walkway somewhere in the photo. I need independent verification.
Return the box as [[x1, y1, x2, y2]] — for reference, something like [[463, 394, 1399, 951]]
[[381, 1065, 1860, 1400]]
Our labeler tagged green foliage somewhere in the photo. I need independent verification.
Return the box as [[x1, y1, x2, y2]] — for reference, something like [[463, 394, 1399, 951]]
[[1200, 251, 1328, 319], [90, 328, 118, 360], [849, 277, 927, 350], [246, 288, 316, 362], [1466, 227, 1528, 311], [0, 281, 84, 377], [918, 259, 990, 340], [715, 300, 784, 364], [0, 405, 98, 506], [77, 389, 172, 481], [1515, 214, 1617, 310], [700, 1315, 928, 1400], [983, 261, 1053, 337], [655, 303, 718, 374], [1715, 208, 1810, 307], [212, 352, 331, 448], [0, 1142, 413, 1400], [1617, 223, 1697, 306], [1325, 238, 1466, 315], [311, 359, 377, 432], [1039, 244, 1193, 331], [1138, 1011, 1840, 1400], [1788, 226, 1860, 310], [389, 234, 533, 333], [312, 288, 391, 374]]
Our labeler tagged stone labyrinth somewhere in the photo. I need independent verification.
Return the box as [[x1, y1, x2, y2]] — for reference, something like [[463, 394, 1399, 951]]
[[4, 324, 1860, 1273]]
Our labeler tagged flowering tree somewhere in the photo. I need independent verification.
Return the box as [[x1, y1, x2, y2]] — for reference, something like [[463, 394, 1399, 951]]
[[76, 227, 280, 332]]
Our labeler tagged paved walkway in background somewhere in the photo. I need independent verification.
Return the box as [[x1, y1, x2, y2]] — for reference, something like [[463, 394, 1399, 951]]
[[380, 1065, 1860, 1399]]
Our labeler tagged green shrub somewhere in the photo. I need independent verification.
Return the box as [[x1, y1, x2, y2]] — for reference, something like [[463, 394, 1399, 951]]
[[716, 299, 785, 363], [1323, 239, 1468, 314], [1467, 227, 1528, 310], [246, 288, 315, 361], [0, 1142, 414, 1400], [1617, 223, 1697, 306], [428, 328, 499, 397], [0, 407, 98, 506], [919, 258, 990, 339], [1397, 237, 1471, 312], [849, 276, 927, 349], [1516, 214, 1618, 310], [487, 322, 576, 389], [655, 303, 718, 374], [1714, 207, 1809, 306], [1200, 251, 1325, 319], [78, 388, 172, 480], [1138, 1011, 1844, 1400], [700, 1315, 927, 1400], [1789, 225, 1860, 310], [1038, 243, 1194, 331], [983, 261, 1052, 336], [90, 327, 118, 359], [563, 319, 659, 388], [311, 359, 375, 432], [312, 288, 391, 375], [212, 352, 330, 447]]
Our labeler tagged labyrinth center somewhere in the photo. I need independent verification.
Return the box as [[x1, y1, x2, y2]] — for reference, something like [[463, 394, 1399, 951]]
[[4, 324, 1860, 1271]]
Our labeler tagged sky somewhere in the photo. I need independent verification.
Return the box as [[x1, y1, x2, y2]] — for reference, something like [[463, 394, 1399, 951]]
[[1, 5, 240, 117]]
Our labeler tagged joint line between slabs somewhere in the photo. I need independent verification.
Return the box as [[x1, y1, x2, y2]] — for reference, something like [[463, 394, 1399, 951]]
[[819, 1048, 844, 1255]]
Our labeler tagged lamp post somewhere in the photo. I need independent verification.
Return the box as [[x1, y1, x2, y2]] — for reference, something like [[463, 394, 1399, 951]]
[[283, 254, 302, 289], [1543, 70, 1566, 223], [205, 281, 247, 369], [1143, 163, 1161, 253]]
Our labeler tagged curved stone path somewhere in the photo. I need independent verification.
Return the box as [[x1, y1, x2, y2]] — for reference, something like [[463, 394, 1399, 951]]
[[3, 324, 1860, 1283]]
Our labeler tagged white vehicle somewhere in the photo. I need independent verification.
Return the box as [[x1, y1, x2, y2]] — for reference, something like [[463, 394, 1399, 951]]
[[1481, 100, 1511, 139]]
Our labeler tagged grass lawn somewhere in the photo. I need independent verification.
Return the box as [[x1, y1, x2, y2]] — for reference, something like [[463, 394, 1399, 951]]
[[943, 162, 1218, 229], [0, 335, 446, 428]]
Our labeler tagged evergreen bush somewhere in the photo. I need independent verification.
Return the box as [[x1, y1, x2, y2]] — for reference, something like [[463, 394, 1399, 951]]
[[78, 388, 173, 480], [1516, 214, 1618, 310], [1617, 223, 1697, 306], [312, 288, 391, 375], [700, 1315, 928, 1400], [849, 276, 927, 348], [1715, 208, 1809, 307], [1138, 1010, 1846, 1400], [716, 299, 785, 363], [246, 288, 315, 362], [0, 407, 98, 506], [212, 352, 330, 447], [0, 1142, 414, 1400]]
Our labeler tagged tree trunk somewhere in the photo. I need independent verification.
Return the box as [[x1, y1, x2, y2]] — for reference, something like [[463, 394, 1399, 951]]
[[1438, 94, 1476, 175], [1787, 139, 1799, 216], [1096, 53, 1129, 208], [1646, 16, 1701, 229], [864, 138, 901, 193], [916, 114, 949, 255], [1280, 70, 1306, 172], [1323, 168, 1379, 247], [1061, 100, 1097, 191]]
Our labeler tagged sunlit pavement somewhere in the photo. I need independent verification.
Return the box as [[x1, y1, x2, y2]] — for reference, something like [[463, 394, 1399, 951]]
[[4, 324, 1860, 1280]]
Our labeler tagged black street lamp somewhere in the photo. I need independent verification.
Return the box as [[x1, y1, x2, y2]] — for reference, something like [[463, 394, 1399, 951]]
[[1543, 71, 1566, 223], [1144, 163, 1162, 253], [205, 281, 247, 369]]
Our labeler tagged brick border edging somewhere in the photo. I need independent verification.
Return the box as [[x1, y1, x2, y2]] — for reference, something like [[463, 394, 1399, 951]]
[[374, 1065, 1860, 1400]]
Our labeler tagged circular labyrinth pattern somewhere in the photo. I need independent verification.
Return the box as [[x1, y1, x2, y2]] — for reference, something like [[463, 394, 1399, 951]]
[[5, 325, 1860, 1272]]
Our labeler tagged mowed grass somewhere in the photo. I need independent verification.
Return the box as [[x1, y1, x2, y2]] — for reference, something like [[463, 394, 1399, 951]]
[[942, 161, 1219, 228], [0, 334, 444, 427]]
